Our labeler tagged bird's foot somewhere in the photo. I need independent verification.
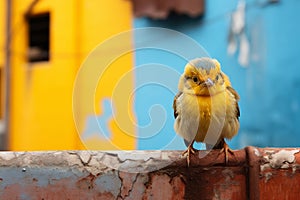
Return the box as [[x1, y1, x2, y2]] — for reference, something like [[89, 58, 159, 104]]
[[218, 142, 235, 164], [182, 141, 196, 166]]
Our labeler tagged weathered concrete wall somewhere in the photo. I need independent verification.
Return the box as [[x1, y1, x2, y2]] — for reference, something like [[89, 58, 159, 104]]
[[0, 147, 300, 199]]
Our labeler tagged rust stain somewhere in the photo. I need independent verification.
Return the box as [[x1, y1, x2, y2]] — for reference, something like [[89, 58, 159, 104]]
[[1, 174, 116, 199], [179, 166, 247, 200], [246, 146, 261, 200], [295, 151, 300, 164], [263, 172, 273, 183], [213, 168, 246, 200], [175, 149, 248, 200], [170, 176, 185, 200], [124, 173, 148, 199], [259, 171, 300, 200], [143, 174, 185, 200], [76, 173, 98, 190], [117, 171, 138, 199]]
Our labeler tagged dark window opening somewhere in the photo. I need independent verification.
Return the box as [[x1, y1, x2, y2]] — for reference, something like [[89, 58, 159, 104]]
[[27, 13, 50, 62]]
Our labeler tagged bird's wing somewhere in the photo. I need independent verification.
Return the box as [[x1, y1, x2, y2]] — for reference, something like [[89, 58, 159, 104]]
[[226, 86, 240, 119], [173, 92, 183, 119]]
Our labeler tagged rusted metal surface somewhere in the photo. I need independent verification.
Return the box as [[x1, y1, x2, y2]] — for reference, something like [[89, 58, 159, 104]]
[[246, 146, 261, 200], [167, 149, 247, 200], [259, 148, 300, 200], [0, 148, 300, 199]]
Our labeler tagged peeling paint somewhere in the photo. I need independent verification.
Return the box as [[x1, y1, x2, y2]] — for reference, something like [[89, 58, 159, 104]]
[[0, 152, 16, 161], [253, 148, 260, 157], [264, 172, 272, 183], [144, 174, 185, 200], [98, 151, 179, 173], [261, 149, 300, 171], [117, 171, 138, 199], [77, 151, 93, 165], [123, 173, 149, 199], [95, 171, 122, 198], [222, 169, 235, 182], [213, 187, 221, 200], [211, 168, 244, 200], [116, 151, 162, 161]]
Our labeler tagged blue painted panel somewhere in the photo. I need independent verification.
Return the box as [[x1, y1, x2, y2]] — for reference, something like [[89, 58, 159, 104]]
[[133, 0, 300, 149], [132, 28, 209, 150]]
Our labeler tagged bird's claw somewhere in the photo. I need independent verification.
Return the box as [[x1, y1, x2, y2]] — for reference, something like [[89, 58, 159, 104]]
[[218, 142, 235, 164], [182, 144, 196, 167]]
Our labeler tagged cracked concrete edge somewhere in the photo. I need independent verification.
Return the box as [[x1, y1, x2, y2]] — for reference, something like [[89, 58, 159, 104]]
[[0, 151, 183, 175], [1, 148, 300, 172]]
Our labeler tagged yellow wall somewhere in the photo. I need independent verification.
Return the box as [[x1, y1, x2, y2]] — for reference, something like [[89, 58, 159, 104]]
[[0, 0, 4, 68], [7, 0, 134, 150], [75, 0, 136, 150], [0, 0, 5, 120]]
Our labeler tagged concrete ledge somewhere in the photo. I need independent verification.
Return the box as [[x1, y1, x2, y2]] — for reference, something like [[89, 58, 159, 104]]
[[0, 147, 300, 199]]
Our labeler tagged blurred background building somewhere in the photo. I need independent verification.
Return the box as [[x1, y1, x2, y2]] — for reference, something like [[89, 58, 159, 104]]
[[0, 0, 299, 151], [0, 0, 133, 150]]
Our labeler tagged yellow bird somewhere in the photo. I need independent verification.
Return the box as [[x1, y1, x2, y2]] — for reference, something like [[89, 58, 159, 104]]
[[173, 57, 240, 165]]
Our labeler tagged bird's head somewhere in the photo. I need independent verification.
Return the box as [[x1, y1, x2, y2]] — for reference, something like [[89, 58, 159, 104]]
[[178, 57, 229, 96]]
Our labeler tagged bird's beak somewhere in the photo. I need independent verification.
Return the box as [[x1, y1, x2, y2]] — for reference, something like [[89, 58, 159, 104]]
[[204, 78, 214, 87]]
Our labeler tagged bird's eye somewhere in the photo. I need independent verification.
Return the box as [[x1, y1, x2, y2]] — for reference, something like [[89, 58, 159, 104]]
[[216, 74, 220, 81], [192, 77, 199, 83]]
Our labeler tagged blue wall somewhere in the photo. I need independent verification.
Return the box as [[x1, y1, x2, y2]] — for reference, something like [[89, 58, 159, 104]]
[[133, 0, 300, 150]]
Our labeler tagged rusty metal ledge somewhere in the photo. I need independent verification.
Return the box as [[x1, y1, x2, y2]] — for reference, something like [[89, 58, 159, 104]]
[[0, 147, 300, 200]]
